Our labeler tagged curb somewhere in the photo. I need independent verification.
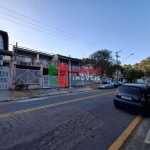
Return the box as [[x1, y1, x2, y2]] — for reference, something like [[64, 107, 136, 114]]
[[108, 115, 142, 150], [2, 89, 96, 102]]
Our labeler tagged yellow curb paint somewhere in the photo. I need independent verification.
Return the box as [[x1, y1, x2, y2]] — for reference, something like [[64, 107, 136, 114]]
[[0, 91, 114, 119], [108, 115, 142, 150]]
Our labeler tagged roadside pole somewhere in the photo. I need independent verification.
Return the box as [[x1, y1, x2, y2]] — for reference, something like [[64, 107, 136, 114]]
[[69, 55, 72, 92], [115, 51, 122, 80]]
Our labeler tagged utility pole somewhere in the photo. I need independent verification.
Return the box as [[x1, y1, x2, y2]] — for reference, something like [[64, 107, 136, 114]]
[[115, 51, 122, 80], [15, 42, 18, 61]]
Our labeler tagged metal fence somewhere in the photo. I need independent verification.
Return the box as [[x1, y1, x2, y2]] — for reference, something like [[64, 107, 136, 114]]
[[42, 75, 58, 88], [14, 68, 40, 84]]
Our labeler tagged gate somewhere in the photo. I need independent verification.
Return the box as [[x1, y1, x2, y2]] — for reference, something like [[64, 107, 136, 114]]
[[14, 68, 40, 84], [0, 66, 10, 90], [42, 75, 58, 88], [42, 74, 68, 88]]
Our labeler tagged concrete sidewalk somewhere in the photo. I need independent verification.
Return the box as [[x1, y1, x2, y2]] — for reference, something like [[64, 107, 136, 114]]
[[0, 90, 11, 101], [120, 117, 150, 150], [0, 85, 98, 102]]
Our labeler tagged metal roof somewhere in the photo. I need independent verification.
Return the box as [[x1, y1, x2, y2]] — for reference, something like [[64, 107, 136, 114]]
[[16, 46, 54, 57]]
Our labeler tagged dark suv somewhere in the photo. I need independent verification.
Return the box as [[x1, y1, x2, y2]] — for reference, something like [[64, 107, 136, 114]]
[[113, 81, 123, 87], [114, 83, 150, 115]]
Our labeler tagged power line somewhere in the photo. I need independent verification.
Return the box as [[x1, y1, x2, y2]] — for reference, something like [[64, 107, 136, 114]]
[[0, 12, 98, 46], [0, 5, 101, 46], [0, 17, 95, 47]]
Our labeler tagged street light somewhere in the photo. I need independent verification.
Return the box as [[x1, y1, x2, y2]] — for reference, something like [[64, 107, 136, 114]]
[[122, 53, 134, 64], [122, 53, 134, 82], [115, 51, 122, 80]]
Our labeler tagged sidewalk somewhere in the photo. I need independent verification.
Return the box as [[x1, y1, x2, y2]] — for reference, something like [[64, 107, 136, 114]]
[[0, 90, 11, 101], [0, 85, 98, 102], [120, 117, 150, 150]]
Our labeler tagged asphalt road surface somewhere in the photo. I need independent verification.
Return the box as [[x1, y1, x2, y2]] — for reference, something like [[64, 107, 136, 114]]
[[0, 89, 137, 150]]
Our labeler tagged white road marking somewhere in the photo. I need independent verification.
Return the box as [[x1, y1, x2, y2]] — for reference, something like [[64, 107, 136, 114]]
[[145, 129, 150, 144]]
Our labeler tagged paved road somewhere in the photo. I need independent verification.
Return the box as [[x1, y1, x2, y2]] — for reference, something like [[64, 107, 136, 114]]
[[0, 89, 137, 150]]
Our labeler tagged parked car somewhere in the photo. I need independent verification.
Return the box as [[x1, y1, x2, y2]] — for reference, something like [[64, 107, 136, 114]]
[[114, 83, 150, 115], [145, 79, 150, 83], [98, 81, 114, 89], [113, 81, 123, 87]]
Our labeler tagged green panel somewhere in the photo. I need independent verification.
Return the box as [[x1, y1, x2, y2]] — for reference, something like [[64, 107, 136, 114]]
[[48, 66, 57, 75], [48, 66, 57, 84], [49, 75, 57, 84]]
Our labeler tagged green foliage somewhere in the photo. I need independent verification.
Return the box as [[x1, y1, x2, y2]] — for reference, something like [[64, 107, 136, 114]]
[[106, 64, 123, 77], [123, 64, 132, 69], [123, 68, 144, 79], [132, 63, 139, 69], [139, 57, 150, 73], [83, 49, 122, 77]]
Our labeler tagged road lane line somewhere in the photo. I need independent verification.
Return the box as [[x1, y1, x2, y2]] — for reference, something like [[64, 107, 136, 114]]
[[0, 91, 115, 119], [108, 115, 142, 150]]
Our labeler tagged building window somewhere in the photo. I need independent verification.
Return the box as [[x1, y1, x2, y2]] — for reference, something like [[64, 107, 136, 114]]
[[25, 57, 31, 63], [43, 59, 48, 65]]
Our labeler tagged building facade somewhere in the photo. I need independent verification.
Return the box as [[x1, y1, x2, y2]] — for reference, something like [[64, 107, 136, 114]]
[[0, 30, 102, 90]]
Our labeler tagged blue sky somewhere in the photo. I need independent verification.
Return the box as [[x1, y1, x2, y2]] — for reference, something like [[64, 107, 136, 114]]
[[0, 0, 150, 65]]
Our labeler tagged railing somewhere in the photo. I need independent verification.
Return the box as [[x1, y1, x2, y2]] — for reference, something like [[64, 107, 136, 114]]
[[12, 55, 56, 66]]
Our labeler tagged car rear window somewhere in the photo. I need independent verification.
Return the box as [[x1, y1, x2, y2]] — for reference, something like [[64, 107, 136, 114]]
[[102, 82, 107, 84], [118, 86, 142, 96]]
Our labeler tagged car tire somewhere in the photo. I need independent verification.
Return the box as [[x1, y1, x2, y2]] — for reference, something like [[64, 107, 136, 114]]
[[114, 101, 119, 108]]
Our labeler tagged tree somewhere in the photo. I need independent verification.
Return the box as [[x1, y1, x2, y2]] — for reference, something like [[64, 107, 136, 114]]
[[123, 68, 144, 79], [106, 64, 123, 77], [87, 49, 115, 73], [132, 63, 139, 69], [83, 49, 123, 77], [123, 64, 132, 69], [139, 57, 150, 77]]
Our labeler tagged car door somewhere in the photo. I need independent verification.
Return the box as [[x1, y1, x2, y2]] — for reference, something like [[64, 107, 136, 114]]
[[107, 82, 111, 88]]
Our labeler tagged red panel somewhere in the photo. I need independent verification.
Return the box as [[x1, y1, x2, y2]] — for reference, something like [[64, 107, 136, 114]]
[[71, 68, 79, 73], [85, 67, 90, 74], [96, 68, 102, 74], [91, 68, 96, 74], [58, 74, 68, 87], [58, 63, 68, 72], [79, 67, 84, 74]]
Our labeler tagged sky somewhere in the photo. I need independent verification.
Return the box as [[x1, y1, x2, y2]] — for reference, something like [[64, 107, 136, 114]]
[[0, 0, 150, 65]]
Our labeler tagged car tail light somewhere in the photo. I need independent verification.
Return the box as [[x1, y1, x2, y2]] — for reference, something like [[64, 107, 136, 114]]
[[141, 94, 146, 105], [115, 90, 118, 97]]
